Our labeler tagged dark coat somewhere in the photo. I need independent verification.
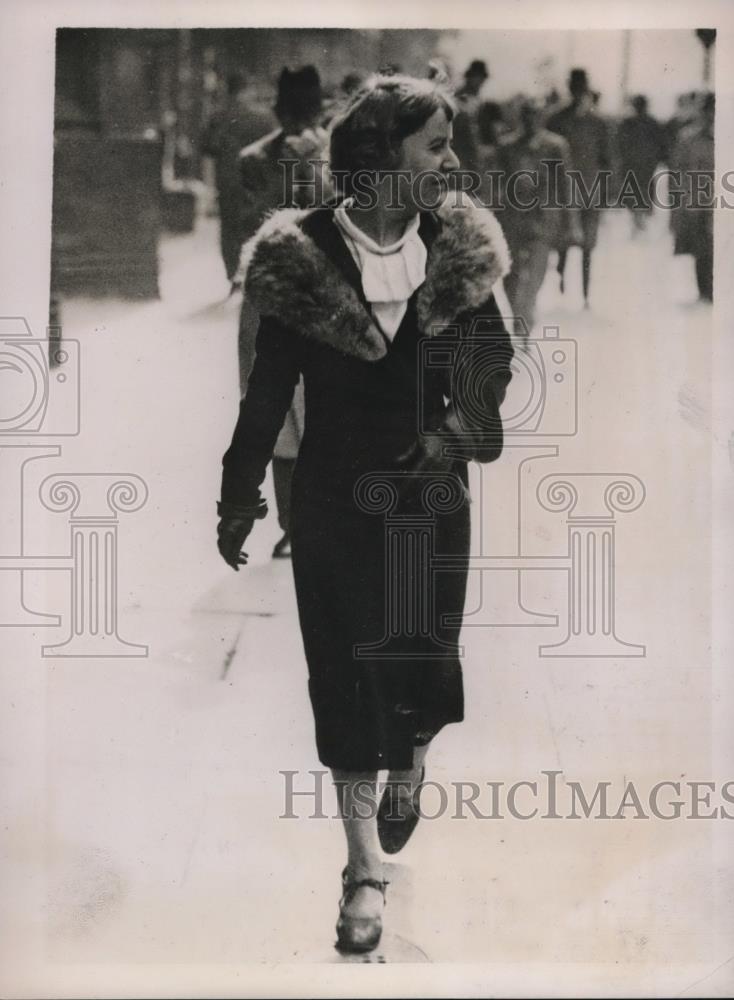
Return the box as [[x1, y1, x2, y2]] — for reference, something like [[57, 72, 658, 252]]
[[201, 102, 276, 280], [221, 193, 514, 770], [546, 104, 611, 251], [237, 126, 331, 246], [669, 120, 714, 257], [497, 126, 572, 247], [235, 127, 330, 456], [202, 101, 276, 212], [616, 112, 664, 185], [546, 103, 611, 183]]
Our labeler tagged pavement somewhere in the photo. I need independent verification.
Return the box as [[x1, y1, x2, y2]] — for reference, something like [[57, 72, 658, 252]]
[[2, 207, 733, 997]]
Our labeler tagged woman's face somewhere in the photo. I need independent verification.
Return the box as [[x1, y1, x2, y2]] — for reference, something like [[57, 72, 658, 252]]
[[397, 108, 460, 211]]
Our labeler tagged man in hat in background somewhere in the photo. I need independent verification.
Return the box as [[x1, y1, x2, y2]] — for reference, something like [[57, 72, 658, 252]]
[[452, 59, 490, 176], [237, 66, 328, 261], [201, 72, 275, 282], [234, 65, 330, 557], [547, 67, 611, 307], [498, 96, 572, 338]]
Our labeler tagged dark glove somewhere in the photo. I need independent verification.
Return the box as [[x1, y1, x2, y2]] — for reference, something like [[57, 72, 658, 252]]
[[216, 499, 267, 571], [396, 402, 476, 474], [432, 398, 504, 465], [395, 433, 470, 506], [395, 432, 455, 477]]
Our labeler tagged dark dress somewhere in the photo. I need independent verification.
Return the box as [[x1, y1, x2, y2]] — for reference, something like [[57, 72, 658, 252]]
[[220, 204, 513, 771]]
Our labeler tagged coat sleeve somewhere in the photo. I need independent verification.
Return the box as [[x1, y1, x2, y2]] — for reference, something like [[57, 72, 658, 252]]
[[238, 150, 277, 246], [220, 315, 302, 510], [441, 292, 514, 464]]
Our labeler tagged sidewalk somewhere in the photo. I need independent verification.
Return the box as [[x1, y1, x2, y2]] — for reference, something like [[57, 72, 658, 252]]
[[4, 210, 731, 992]]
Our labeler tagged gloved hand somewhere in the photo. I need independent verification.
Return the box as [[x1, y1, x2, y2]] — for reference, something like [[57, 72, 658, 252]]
[[396, 400, 473, 476], [424, 399, 504, 465], [395, 432, 455, 477], [217, 516, 256, 571], [216, 499, 267, 571], [395, 433, 471, 506]]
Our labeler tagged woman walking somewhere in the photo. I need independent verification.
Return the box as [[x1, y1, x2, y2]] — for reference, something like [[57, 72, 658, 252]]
[[217, 74, 514, 953]]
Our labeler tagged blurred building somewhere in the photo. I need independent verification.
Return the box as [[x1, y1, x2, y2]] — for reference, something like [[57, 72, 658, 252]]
[[52, 29, 176, 299]]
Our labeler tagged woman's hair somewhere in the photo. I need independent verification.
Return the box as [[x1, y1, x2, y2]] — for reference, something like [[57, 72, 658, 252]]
[[329, 74, 455, 195]]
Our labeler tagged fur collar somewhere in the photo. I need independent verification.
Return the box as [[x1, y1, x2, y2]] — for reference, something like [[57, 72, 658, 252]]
[[237, 191, 511, 362]]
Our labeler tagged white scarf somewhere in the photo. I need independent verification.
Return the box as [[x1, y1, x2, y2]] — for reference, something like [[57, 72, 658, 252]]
[[333, 198, 427, 339]]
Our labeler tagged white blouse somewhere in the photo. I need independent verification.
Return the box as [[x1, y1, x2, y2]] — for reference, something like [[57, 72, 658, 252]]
[[333, 198, 427, 340]]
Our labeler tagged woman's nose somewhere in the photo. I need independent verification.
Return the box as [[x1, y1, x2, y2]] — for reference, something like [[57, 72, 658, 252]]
[[442, 147, 460, 172]]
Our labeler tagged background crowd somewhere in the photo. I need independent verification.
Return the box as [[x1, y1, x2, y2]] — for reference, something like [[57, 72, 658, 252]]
[[197, 55, 715, 556], [202, 58, 716, 313]]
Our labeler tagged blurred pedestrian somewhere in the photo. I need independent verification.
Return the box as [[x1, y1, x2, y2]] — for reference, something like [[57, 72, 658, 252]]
[[474, 98, 504, 208], [235, 66, 330, 557], [452, 59, 489, 174], [670, 92, 714, 301], [547, 68, 611, 307], [498, 97, 572, 337], [237, 66, 328, 253], [201, 72, 275, 281], [617, 95, 665, 234], [663, 91, 698, 163], [477, 100, 505, 147]]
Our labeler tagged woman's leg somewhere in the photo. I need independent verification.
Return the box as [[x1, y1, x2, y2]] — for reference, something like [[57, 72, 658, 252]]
[[556, 247, 568, 293], [385, 740, 430, 795], [376, 742, 430, 853], [694, 236, 713, 301], [582, 248, 592, 306], [332, 770, 384, 919]]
